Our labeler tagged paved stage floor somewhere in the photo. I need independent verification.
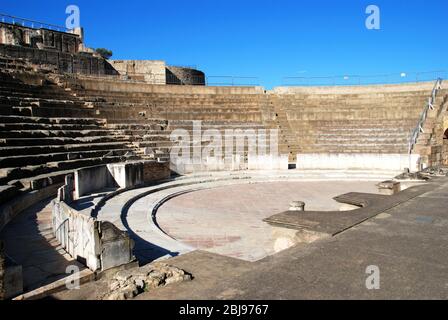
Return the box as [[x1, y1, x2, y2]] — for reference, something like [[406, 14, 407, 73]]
[[157, 181, 379, 261]]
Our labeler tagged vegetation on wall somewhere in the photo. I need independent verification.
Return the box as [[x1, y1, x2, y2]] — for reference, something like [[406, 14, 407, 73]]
[[95, 48, 113, 59]]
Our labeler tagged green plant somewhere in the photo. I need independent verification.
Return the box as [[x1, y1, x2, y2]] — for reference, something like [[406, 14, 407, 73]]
[[95, 48, 113, 59]]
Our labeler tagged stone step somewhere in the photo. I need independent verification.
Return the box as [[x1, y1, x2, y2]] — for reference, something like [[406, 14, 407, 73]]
[[0, 129, 118, 139], [0, 115, 106, 125], [0, 141, 131, 157], [0, 148, 133, 168], [0, 122, 103, 131], [314, 137, 408, 144], [0, 135, 129, 147], [27, 107, 95, 118], [0, 106, 27, 116], [0, 95, 82, 107], [0, 156, 128, 185]]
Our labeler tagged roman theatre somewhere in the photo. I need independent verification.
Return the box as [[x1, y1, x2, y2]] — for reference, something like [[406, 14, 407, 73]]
[[0, 20, 447, 300]]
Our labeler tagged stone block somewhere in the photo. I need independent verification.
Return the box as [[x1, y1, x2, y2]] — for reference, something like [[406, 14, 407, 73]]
[[74, 165, 116, 199], [142, 161, 170, 182], [107, 162, 144, 189], [289, 201, 305, 211], [377, 180, 401, 195], [98, 222, 135, 271]]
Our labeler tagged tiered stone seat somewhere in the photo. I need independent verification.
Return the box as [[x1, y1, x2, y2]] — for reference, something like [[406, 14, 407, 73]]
[[0, 71, 97, 118], [0, 71, 165, 187], [0, 116, 135, 185], [62, 75, 445, 167], [75, 91, 265, 122], [65, 78, 275, 165], [105, 120, 275, 163], [274, 86, 439, 155]]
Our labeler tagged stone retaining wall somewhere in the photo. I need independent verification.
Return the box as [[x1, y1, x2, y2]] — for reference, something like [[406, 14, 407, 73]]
[[74, 165, 117, 199], [73, 161, 171, 200], [109, 60, 166, 84], [296, 153, 420, 171], [52, 200, 134, 271], [74, 77, 263, 94], [0, 44, 117, 75], [271, 81, 437, 94]]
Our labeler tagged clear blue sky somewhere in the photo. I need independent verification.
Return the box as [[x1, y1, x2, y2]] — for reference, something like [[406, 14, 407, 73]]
[[1, 0, 447, 88]]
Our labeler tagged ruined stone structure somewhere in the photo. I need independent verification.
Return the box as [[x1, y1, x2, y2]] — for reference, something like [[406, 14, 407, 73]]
[[0, 20, 447, 300], [0, 22, 82, 53], [0, 21, 117, 76], [0, 57, 446, 192], [109, 60, 166, 84], [166, 66, 206, 85], [109, 60, 206, 85], [0, 23, 205, 83]]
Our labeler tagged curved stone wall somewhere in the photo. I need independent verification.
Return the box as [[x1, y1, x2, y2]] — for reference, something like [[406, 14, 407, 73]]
[[166, 66, 206, 85]]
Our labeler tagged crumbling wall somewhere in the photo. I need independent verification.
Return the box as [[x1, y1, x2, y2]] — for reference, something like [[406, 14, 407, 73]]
[[109, 60, 166, 84], [0, 23, 80, 53], [143, 161, 171, 182], [166, 66, 205, 85], [0, 44, 118, 75]]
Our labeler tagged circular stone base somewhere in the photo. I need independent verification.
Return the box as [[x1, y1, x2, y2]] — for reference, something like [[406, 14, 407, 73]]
[[156, 181, 379, 261]]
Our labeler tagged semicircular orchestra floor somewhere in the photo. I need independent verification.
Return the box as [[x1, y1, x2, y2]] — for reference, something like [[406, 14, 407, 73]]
[[156, 181, 379, 261]]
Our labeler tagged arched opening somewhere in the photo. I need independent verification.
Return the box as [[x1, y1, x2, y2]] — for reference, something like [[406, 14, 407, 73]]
[[444, 128, 448, 140]]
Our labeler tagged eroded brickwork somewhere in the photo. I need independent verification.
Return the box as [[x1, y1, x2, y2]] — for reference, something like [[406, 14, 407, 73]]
[[143, 161, 171, 182]]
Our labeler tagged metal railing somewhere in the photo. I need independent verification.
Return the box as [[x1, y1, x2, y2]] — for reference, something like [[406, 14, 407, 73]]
[[282, 71, 447, 87], [206, 76, 259, 86], [168, 64, 198, 70], [67, 71, 258, 87], [408, 78, 443, 155], [0, 13, 70, 32]]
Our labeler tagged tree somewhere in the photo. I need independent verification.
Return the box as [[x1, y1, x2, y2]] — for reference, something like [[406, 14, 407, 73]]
[[95, 48, 113, 59]]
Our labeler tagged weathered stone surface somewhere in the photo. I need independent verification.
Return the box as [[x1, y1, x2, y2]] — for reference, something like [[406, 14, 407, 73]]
[[377, 180, 401, 195], [53, 199, 135, 272], [0, 241, 5, 300], [289, 201, 305, 211], [103, 263, 192, 300]]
